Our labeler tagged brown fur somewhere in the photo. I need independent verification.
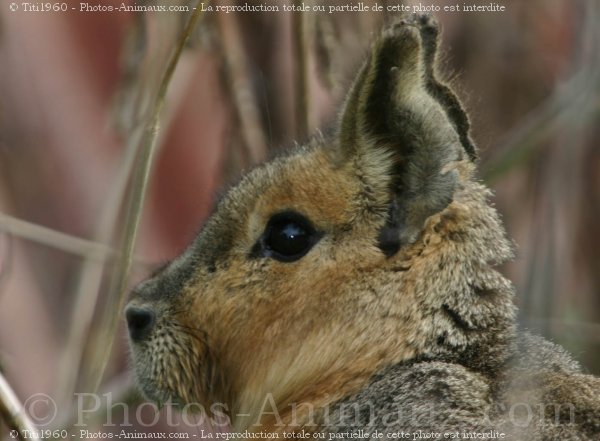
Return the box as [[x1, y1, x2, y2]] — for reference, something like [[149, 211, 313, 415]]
[[126, 15, 600, 439]]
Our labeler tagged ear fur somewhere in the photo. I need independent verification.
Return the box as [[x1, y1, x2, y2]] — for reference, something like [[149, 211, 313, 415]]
[[336, 15, 476, 252]]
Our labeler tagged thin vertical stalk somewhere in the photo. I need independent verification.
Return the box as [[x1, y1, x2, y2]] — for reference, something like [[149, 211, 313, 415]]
[[0, 373, 39, 440], [217, 12, 267, 165], [55, 134, 139, 406], [292, 0, 311, 138], [80, 2, 207, 399]]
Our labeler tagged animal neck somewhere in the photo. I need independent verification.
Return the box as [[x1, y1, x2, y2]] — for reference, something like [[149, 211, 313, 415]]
[[228, 340, 417, 433]]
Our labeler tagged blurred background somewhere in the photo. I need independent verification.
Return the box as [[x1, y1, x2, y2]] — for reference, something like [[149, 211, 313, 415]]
[[0, 0, 599, 438]]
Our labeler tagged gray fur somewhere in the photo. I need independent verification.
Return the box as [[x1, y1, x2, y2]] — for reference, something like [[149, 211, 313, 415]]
[[323, 333, 600, 440]]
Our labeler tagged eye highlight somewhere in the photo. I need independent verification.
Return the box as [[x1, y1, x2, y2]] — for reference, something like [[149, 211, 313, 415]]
[[252, 211, 322, 262]]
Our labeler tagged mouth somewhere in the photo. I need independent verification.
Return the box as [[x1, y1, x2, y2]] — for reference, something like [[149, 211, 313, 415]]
[[135, 373, 173, 405], [128, 344, 172, 403], [130, 347, 196, 406]]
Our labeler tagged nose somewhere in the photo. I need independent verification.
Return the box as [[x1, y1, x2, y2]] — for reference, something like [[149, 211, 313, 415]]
[[125, 306, 156, 342]]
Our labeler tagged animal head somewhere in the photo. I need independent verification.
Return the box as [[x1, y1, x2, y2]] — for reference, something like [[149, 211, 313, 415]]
[[126, 15, 516, 431]]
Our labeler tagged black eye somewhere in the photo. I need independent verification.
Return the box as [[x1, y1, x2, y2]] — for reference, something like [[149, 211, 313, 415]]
[[254, 212, 321, 262]]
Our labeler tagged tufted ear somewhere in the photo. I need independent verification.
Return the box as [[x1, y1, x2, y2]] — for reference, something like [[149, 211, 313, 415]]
[[336, 15, 476, 255]]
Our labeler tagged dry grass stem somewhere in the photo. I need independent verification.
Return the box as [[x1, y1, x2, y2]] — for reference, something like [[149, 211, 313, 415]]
[[55, 134, 143, 407], [217, 12, 267, 165], [0, 212, 112, 259], [0, 374, 38, 440], [292, 0, 312, 138], [80, 2, 208, 404]]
